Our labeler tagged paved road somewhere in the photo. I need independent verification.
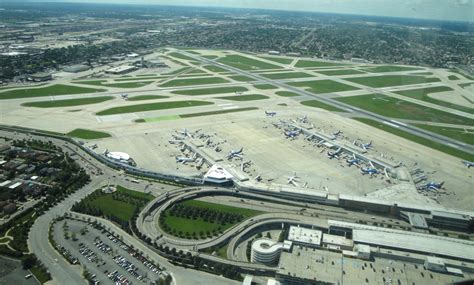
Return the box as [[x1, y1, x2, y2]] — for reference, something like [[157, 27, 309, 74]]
[[176, 50, 474, 155], [0, 129, 240, 285]]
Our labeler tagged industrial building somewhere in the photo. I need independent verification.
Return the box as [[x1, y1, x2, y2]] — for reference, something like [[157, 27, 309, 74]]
[[28, 72, 52, 82], [63, 64, 90, 73], [105, 65, 137, 75]]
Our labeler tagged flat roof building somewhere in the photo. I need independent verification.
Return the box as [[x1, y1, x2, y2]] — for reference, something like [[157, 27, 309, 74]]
[[29, 72, 52, 82], [105, 65, 137, 75], [322, 233, 353, 251], [287, 226, 322, 247]]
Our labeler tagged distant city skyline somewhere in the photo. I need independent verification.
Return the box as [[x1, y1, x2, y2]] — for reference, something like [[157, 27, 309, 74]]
[[22, 0, 474, 22]]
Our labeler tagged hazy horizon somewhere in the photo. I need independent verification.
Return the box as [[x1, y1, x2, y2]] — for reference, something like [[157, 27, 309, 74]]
[[13, 0, 474, 22]]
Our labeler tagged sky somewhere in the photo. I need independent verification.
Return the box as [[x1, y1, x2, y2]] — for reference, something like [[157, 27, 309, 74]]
[[26, 0, 473, 22]]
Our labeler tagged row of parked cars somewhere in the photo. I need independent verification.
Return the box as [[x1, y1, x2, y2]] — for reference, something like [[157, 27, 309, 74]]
[[113, 255, 144, 281]]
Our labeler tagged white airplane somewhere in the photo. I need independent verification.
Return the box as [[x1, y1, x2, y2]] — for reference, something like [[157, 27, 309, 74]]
[[346, 154, 361, 167], [285, 130, 300, 139], [332, 130, 343, 137], [361, 161, 378, 176], [419, 181, 445, 191], [361, 167, 378, 176], [255, 175, 262, 182], [175, 153, 197, 164], [297, 115, 308, 123], [327, 147, 342, 159], [287, 171, 299, 186], [121, 93, 128, 100], [462, 160, 474, 168], [177, 128, 192, 138], [227, 147, 244, 159], [361, 140, 373, 150], [265, 111, 277, 117]]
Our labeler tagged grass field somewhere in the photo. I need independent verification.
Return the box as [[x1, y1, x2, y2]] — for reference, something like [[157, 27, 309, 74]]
[[67, 128, 111, 139], [96, 100, 213, 115], [301, 100, 347, 112], [168, 52, 195, 61], [180, 107, 258, 118], [217, 94, 268, 101], [103, 81, 154, 88], [163, 67, 192, 75], [295, 59, 343, 68], [354, 118, 474, 161], [114, 76, 166, 81], [316, 69, 365, 76], [203, 65, 228, 73], [136, 107, 258, 123], [459, 82, 474, 89], [275, 91, 300, 97], [363, 65, 422, 73], [160, 77, 229, 87], [171, 86, 248, 96], [0, 84, 105, 100], [413, 124, 474, 145], [289, 79, 359, 93], [137, 115, 180, 122], [394, 86, 473, 114], [448, 75, 460, 80], [202, 55, 219, 60], [127, 95, 169, 101], [73, 80, 106, 86], [160, 200, 262, 239], [186, 68, 207, 74], [21, 96, 114, 108], [258, 56, 293, 64], [217, 54, 281, 70], [79, 186, 154, 222], [337, 94, 474, 125], [253, 84, 278, 90], [30, 266, 51, 284], [229, 75, 256, 82], [345, 75, 440, 88], [260, 72, 314, 80]]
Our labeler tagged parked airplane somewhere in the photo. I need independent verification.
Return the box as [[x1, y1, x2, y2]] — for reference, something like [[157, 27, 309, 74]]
[[346, 154, 361, 167], [121, 93, 128, 100], [332, 130, 343, 137], [255, 175, 262, 182], [265, 111, 277, 117], [285, 130, 300, 138], [177, 128, 192, 138], [89, 144, 98, 150], [227, 147, 244, 159], [327, 147, 342, 159], [420, 181, 445, 191], [361, 167, 379, 176], [287, 171, 299, 186], [175, 153, 197, 164], [297, 115, 308, 123], [361, 140, 373, 150], [462, 160, 474, 168]]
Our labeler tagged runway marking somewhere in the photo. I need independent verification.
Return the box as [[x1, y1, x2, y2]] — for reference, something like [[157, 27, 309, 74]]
[[218, 103, 233, 107], [383, 121, 398, 128], [95, 116, 102, 122], [222, 106, 239, 110], [390, 119, 407, 126]]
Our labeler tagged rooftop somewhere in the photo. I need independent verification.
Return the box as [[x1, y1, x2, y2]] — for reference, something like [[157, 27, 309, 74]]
[[287, 226, 322, 246]]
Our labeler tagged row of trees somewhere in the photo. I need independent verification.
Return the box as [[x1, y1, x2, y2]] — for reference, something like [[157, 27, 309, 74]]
[[157, 245, 241, 280], [168, 203, 245, 225]]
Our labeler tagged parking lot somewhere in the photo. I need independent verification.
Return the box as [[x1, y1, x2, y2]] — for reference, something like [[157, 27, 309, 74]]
[[51, 218, 169, 284]]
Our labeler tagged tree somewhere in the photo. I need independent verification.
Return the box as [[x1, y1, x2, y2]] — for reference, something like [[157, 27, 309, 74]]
[[22, 255, 37, 270]]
